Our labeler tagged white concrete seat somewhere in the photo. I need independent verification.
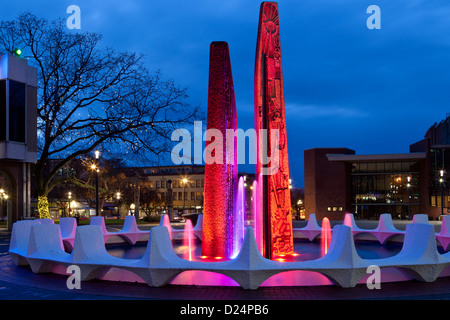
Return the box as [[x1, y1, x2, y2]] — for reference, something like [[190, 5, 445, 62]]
[[71, 225, 141, 281], [90, 216, 149, 245], [302, 224, 367, 288], [89, 216, 114, 241], [343, 213, 368, 237], [9, 214, 450, 290], [9, 220, 41, 266], [69, 224, 186, 285], [374, 213, 405, 244], [36, 218, 54, 224], [128, 225, 190, 287], [26, 223, 72, 273], [293, 213, 322, 241], [376, 223, 448, 283], [159, 214, 176, 240], [436, 215, 450, 251], [117, 215, 149, 245], [412, 214, 429, 224], [59, 217, 77, 251]]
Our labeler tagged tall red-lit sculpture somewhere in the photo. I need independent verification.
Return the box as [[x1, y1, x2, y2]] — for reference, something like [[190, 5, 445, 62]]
[[254, 2, 293, 258], [202, 42, 238, 258]]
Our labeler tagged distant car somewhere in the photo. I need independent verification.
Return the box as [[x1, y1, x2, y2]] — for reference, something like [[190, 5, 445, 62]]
[[172, 214, 185, 222]]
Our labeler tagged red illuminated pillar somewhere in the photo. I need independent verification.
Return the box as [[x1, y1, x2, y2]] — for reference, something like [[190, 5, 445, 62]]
[[202, 42, 238, 258], [254, 2, 293, 258]]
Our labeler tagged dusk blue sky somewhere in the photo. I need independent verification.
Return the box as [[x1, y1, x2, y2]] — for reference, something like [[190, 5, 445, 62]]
[[2, 0, 450, 187]]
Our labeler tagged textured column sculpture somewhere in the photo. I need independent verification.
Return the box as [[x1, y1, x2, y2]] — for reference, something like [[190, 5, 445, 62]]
[[202, 42, 238, 258], [254, 2, 293, 258]]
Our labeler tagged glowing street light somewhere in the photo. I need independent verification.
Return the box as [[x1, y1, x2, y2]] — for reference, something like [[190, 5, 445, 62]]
[[92, 150, 101, 216], [116, 192, 121, 217], [182, 178, 189, 213], [407, 176, 411, 220], [68, 192, 72, 216]]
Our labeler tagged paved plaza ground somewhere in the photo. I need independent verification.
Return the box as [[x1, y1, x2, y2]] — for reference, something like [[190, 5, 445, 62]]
[[0, 219, 449, 304]]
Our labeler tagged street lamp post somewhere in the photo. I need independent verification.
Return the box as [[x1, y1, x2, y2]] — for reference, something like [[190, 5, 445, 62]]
[[407, 176, 411, 220], [116, 192, 121, 218], [182, 178, 188, 214], [0, 189, 7, 221], [68, 192, 72, 216], [440, 170, 445, 216], [92, 150, 100, 216]]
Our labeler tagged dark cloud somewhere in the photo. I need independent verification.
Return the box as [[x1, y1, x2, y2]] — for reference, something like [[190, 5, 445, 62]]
[[1, 0, 450, 186]]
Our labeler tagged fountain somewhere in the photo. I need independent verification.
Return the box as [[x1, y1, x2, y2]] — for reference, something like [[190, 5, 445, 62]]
[[231, 177, 246, 259], [162, 214, 172, 241], [320, 217, 331, 256], [6, 2, 450, 293], [182, 219, 194, 261]]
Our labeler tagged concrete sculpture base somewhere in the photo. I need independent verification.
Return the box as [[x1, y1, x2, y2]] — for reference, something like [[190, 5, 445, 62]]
[[8, 214, 450, 289]]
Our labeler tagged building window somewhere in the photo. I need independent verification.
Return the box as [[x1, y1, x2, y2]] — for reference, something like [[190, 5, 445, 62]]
[[191, 192, 195, 200], [0, 79, 26, 143], [8, 80, 26, 143], [0, 80, 6, 141]]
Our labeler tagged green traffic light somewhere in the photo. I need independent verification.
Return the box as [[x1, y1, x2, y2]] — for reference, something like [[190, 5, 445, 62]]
[[14, 49, 22, 57]]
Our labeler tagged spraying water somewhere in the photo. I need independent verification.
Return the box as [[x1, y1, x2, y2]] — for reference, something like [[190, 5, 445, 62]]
[[321, 217, 331, 256], [252, 176, 263, 254], [162, 214, 172, 241], [183, 219, 194, 261], [231, 177, 246, 258]]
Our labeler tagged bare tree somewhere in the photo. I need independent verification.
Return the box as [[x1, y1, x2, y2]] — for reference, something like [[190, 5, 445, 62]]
[[0, 13, 201, 218], [140, 186, 163, 220]]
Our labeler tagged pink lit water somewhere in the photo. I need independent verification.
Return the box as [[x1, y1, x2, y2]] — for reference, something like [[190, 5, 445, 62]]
[[183, 219, 194, 261], [321, 217, 331, 256]]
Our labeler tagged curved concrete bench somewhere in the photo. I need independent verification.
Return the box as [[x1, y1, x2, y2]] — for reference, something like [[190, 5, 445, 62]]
[[373, 213, 405, 244], [296, 213, 406, 245], [437, 215, 450, 251], [36, 218, 54, 224], [412, 214, 429, 224], [59, 217, 77, 251], [90, 216, 148, 245], [26, 223, 72, 274], [293, 213, 322, 241], [376, 223, 449, 283], [160, 214, 203, 241], [9, 217, 450, 290], [343, 213, 372, 238], [9, 220, 41, 266], [118, 215, 149, 244]]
